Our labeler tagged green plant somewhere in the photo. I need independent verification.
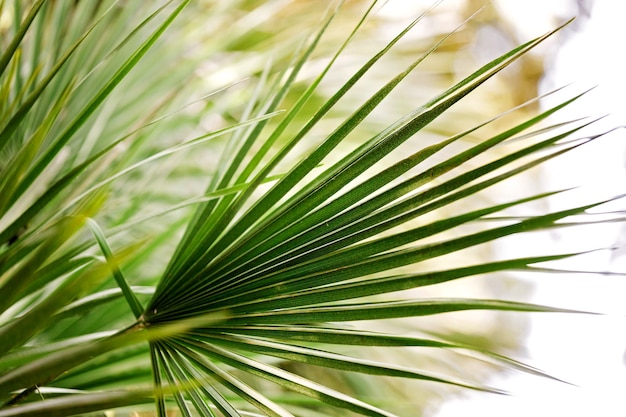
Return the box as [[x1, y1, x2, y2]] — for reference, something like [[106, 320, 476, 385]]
[[0, 1, 617, 416]]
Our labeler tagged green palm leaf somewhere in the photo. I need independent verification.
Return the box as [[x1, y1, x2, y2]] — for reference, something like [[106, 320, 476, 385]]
[[0, 1, 618, 416]]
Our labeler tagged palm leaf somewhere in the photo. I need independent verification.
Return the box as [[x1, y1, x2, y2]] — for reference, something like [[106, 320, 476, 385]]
[[0, 1, 618, 416]]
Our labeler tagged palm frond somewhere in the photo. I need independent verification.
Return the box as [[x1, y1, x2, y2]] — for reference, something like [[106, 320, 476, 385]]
[[0, 1, 618, 416]]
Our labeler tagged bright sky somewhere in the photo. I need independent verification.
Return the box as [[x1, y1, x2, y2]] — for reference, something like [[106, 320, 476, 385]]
[[435, 1, 626, 416]]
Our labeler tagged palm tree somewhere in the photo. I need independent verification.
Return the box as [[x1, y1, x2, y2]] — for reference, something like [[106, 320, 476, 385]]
[[0, 1, 617, 416]]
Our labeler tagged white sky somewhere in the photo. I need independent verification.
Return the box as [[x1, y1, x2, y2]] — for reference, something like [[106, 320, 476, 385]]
[[435, 1, 626, 416]]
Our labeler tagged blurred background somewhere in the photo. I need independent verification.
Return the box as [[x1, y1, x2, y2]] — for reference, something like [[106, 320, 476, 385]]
[[420, 0, 626, 415]]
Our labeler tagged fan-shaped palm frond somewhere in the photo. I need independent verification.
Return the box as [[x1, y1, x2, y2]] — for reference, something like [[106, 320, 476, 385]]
[[0, 1, 620, 416]]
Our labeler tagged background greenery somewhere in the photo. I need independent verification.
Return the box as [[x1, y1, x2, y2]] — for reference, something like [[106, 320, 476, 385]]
[[0, 1, 618, 416]]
